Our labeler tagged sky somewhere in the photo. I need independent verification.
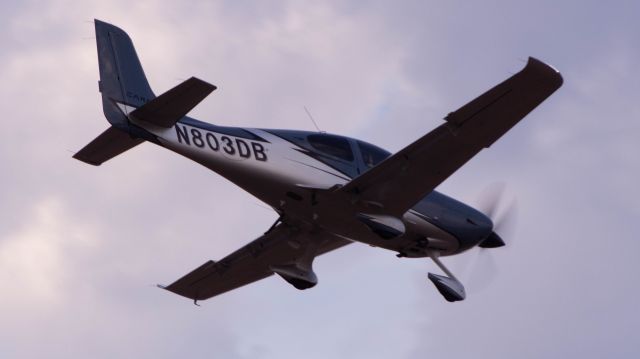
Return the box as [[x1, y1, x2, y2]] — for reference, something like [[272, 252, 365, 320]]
[[1, 1, 639, 358]]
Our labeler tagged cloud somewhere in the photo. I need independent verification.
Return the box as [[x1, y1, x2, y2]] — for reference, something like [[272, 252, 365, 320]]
[[0, 198, 93, 306]]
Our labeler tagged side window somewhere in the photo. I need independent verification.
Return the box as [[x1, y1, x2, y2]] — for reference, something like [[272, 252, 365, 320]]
[[307, 134, 354, 161], [358, 141, 390, 168]]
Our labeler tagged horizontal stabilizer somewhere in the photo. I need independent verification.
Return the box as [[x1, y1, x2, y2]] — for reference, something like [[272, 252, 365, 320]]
[[73, 126, 144, 166], [129, 77, 216, 128]]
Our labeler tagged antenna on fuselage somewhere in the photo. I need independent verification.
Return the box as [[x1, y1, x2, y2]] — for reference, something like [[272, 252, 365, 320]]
[[304, 106, 324, 133]]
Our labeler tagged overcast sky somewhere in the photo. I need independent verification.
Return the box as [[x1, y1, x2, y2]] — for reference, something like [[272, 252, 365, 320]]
[[1, 1, 638, 358]]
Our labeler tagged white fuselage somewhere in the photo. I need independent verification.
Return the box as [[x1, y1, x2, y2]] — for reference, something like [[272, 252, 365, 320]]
[[134, 118, 460, 257]]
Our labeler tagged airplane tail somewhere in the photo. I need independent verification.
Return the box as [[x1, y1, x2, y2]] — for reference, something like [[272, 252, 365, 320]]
[[73, 20, 154, 166], [74, 20, 215, 166]]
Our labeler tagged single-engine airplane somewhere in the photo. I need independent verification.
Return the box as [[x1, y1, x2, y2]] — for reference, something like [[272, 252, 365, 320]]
[[75, 20, 562, 303]]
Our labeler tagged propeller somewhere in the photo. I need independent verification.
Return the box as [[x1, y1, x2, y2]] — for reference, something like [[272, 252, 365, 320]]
[[462, 183, 518, 292], [476, 183, 518, 248]]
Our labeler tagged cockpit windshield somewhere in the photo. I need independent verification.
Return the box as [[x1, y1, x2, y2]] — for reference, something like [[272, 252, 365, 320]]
[[358, 140, 390, 168], [307, 134, 354, 161]]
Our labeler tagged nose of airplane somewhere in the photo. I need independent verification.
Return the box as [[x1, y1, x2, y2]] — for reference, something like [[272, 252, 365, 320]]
[[474, 213, 495, 238], [454, 209, 495, 252], [420, 191, 503, 253]]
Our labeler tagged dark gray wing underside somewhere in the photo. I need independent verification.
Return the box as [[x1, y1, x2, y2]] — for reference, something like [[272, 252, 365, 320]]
[[340, 57, 563, 216], [162, 224, 351, 301]]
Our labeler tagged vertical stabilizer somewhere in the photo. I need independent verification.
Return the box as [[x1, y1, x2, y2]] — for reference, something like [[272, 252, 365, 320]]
[[94, 19, 155, 130]]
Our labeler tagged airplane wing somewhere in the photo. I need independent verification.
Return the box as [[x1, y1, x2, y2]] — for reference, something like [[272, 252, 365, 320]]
[[161, 223, 351, 301], [340, 57, 563, 216]]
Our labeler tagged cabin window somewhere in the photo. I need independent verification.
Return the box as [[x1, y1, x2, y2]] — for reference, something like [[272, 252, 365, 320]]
[[307, 134, 354, 161], [358, 141, 390, 168]]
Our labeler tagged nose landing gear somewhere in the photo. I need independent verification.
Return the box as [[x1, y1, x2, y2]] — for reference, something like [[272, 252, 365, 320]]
[[427, 251, 466, 302]]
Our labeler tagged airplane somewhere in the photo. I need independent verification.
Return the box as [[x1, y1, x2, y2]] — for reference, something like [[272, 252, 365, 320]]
[[74, 20, 562, 304]]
